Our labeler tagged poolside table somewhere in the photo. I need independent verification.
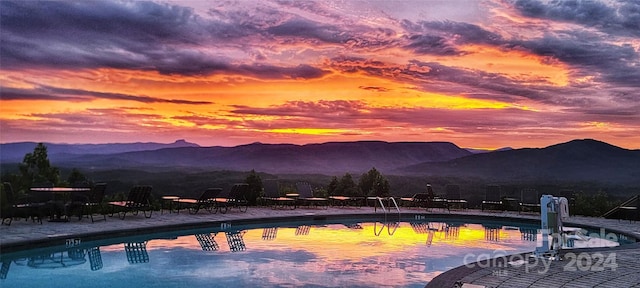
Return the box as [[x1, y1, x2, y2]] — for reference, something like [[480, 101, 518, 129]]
[[30, 187, 91, 222]]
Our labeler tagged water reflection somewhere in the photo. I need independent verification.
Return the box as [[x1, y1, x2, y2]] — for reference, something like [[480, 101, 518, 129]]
[[262, 227, 278, 240], [3, 219, 623, 287], [225, 230, 247, 252], [295, 225, 310, 236], [195, 233, 219, 251], [124, 242, 149, 264]]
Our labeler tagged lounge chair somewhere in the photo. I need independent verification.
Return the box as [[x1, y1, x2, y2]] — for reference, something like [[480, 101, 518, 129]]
[[261, 180, 296, 209], [602, 194, 639, 221], [329, 190, 364, 208], [175, 188, 222, 214], [215, 183, 249, 213], [108, 185, 153, 219], [481, 185, 503, 211], [400, 193, 431, 209], [426, 184, 448, 211], [295, 182, 328, 209], [445, 184, 468, 210], [518, 188, 540, 214]]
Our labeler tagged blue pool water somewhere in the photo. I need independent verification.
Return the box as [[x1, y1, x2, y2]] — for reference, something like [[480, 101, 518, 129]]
[[0, 216, 630, 288]]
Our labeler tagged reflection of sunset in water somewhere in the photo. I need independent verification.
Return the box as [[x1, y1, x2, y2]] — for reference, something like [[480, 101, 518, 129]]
[[142, 223, 527, 259], [2, 221, 540, 287]]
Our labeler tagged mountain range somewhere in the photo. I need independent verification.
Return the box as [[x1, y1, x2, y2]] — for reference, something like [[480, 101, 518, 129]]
[[1, 139, 638, 186]]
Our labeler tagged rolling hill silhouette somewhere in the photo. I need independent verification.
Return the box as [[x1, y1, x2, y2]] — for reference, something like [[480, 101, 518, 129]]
[[1, 139, 638, 186], [399, 139, 640, 185]]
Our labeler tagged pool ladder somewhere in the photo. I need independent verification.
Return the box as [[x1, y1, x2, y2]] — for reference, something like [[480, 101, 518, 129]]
[[374, 197, 401, 236]]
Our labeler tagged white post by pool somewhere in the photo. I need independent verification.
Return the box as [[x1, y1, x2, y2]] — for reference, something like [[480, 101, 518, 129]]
[[535, 194, 569, 259]]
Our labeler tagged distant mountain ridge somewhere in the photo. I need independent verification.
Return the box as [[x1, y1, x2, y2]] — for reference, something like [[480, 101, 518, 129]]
[[399, 139, 640, 185], [0, 140, 471, 174], [0, 139, 199, 162], [1, 139, 638, 186]]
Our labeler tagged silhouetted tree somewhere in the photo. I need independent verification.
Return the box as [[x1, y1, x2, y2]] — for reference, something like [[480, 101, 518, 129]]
[[358, 167, 390, 197], [67, 168, 89, 187], [245, 169, 262, 205], [18, 143, 60, 191], [327, 176, 339, 196], [337, 173, 360, 197]]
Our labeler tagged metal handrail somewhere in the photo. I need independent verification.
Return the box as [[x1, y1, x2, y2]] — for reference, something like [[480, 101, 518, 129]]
[[374, 197, 401, 236]]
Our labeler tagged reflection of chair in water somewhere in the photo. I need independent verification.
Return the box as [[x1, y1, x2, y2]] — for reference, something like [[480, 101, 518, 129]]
[[410, 222, 430, 234], [87, 247, 103, 271], [1, 261, 10, 279], [262, 227, 278, 240], [225, 231, 247, 252], [520, 227, 538, 242], [444, 223, 461, 241], [27, 248, 87, 269], [125, 242, 149, 264], [195, 233, 220, 251], [295, 225, 310, 236], [483, 224, 503, 242]]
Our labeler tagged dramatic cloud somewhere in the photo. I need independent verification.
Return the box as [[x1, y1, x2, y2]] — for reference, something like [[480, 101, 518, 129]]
[[1, 0, 639, 149], [514, 0, 640, 37]]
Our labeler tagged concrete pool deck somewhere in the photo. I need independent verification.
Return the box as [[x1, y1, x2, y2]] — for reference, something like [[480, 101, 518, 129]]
[[1, 207, 639, 287]]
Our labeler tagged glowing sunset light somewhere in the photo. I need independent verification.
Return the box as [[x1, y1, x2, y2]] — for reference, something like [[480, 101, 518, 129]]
[[1, 0, 639, 149], [138, 223, 527, 261]]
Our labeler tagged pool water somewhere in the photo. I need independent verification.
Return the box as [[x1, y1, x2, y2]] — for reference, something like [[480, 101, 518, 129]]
[[0, 217, 627, 288]]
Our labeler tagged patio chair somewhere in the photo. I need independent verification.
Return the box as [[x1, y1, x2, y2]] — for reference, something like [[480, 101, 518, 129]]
[[426, 184, 448, 211], [261, 180, 296, 209], [2, 182, 47, 225], [215, 184, 249, 213], [329, 188, 364, 208], [481, 185, 503, 211], [80, 183, 108, 222], [108, 185, 153, 219], [445, 184, 468, 210], [175, 188, 222, 214], [518, 188, 540, 214], [295, 182, 328, 209]]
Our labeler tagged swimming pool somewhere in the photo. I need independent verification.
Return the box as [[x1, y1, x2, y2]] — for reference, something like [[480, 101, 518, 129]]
[[0, 216, 630, 288]]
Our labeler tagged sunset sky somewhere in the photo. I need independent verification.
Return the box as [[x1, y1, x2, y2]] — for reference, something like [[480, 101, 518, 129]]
[[1, 0, 639, 149]]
